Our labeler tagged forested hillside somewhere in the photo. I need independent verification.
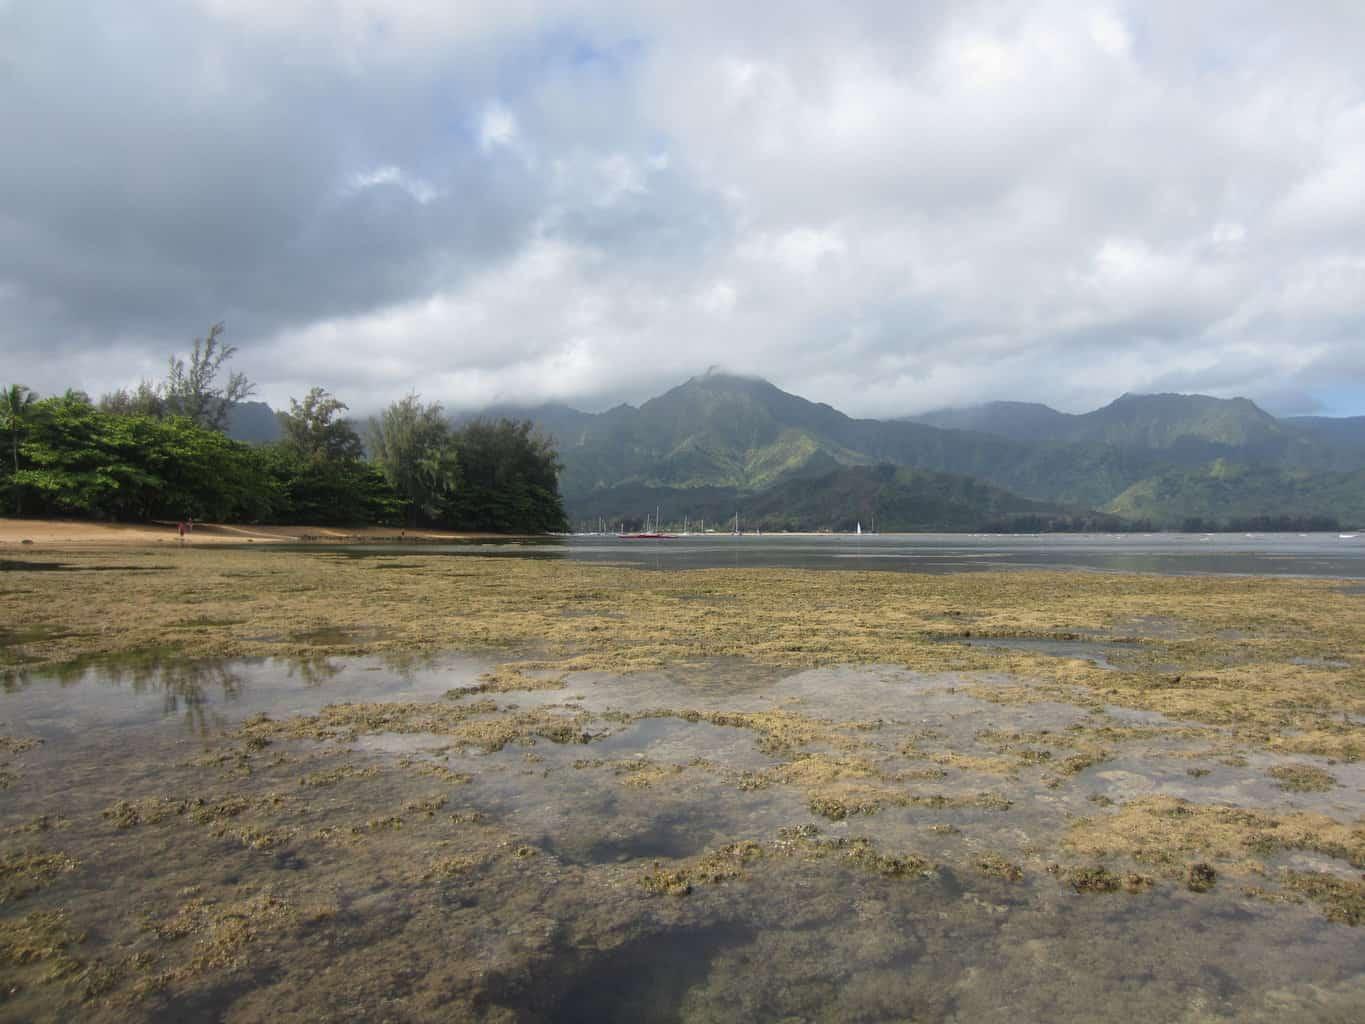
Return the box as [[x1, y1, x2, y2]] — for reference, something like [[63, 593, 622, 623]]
[[484, 373, 1365, 530]]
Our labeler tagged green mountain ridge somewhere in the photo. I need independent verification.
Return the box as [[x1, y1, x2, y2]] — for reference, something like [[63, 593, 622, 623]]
[[484, 374, 1185, 510], [1287, 415, 1365, 449], [746, 464, 1103, 533], [469, 374, 1365, 529], [912, 392, 1286, 448], [225, 401, 283, 444], [234, 374, 1365, 531], [1105, 461, 1365, 529], [911, 393, 1359, 470], [564, 463, 1101, 534]]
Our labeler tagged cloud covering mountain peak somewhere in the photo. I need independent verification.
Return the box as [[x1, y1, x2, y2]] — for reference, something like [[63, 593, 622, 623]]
[[4, 1, 1364, 417]]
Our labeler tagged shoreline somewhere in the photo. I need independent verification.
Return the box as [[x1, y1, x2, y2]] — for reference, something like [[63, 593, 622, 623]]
[[0, 517, 538, 547]]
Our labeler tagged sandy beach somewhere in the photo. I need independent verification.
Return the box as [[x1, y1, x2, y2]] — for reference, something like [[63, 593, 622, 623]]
[[0, 517, 518, 547]]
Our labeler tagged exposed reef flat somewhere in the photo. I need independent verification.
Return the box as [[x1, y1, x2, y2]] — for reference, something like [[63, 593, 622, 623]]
[[0, 548, 1361, 1020]]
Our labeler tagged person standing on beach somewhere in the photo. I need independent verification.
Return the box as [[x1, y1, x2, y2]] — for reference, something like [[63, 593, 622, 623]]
[[177, 520, 187, 543]]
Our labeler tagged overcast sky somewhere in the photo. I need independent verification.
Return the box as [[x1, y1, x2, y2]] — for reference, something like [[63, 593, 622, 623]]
[[4, 1, 1365, 418]]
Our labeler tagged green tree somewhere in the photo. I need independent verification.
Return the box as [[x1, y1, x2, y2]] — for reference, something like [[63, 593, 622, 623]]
[[164, 322, 255, 431], [257, 443, 400, 526], [278, 387, 363, 462], [98, 379, 166, 418], [367, 395, 459, 526], [442, 418, 567, 533], [2, 383, 38, 514], [266, 388, 399, 525], [11, 394, 275, 522]]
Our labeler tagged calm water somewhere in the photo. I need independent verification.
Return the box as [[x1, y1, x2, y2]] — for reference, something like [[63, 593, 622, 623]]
[[314, 531, 1365, 578], [3, 654, 1362, 1021]]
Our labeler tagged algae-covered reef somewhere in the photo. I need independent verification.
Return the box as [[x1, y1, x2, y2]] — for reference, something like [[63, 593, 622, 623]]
[[3, 547, 1364, 749], [0, 547, 1362, 1020]]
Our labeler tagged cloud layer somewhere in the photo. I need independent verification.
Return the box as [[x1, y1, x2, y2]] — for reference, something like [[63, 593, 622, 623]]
[[3, 0, 1364, 417]]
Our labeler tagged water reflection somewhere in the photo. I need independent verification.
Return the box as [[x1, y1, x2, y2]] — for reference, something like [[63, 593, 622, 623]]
[[2, 652, 244, 733], [0, 650, 490, 740], [282, 532, 1365, 578], [285, 655, 343, 687]]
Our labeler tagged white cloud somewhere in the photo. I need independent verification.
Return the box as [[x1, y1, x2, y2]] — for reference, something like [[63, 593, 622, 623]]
[[5, 0, 1365, 417], [1088, 9, 1131, 57], [347, 165, 441, 204], [478, 103, 519, 151], [696, 281, 737, 316]]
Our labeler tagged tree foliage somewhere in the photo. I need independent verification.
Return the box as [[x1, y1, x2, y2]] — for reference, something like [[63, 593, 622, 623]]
[[278, 387, 363, 462], [367, 396, 459, 526], [255, 444, 400, 526], [163, 323, 255, 432], [5, 392, 270, 521], [3, 374, 567, 534], [98, 379, 166, 418], [265, 388, 400, 525], [364, 401, 567, 532], [2, 383, 38, 513], [443, 418, 567, 533]]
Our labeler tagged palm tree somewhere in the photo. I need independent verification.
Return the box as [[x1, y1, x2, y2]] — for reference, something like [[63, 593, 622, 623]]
[[2, 384, 36, 515]]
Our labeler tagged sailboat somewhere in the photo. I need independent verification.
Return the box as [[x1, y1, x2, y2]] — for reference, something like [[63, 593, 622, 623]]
[[618, 506, 674, 539]]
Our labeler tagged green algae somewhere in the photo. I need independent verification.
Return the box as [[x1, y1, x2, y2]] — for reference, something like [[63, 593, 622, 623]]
[[1066, 796, 1365, 883], [235, 699, 596, 753], [0, 910, 84, 980], [1186, 862, 1218, 892], [1269, 763, 1338, 792], [5, 547, 1363, 756], [640, 828, 933, 898], [1054, 864, 1154, 895], [1281, 871, 1365, 925], [0, 849, 79, 903], [975, 853, 1025, 882]]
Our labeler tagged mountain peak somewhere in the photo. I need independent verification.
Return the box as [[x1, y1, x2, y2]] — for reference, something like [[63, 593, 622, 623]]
[[1110, 390, 1258, 406], [908, 401, 1073, 440], [1085, 392, 1281, 447], [682, 370, 779, 392]]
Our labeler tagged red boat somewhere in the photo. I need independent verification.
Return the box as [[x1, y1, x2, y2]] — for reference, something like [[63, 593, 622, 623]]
[[618, 507, 674, 538]]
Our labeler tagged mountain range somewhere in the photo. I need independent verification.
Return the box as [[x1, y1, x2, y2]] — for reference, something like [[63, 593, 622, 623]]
[[470, 374, 1365, 531], [230, 375, 1365, 531]]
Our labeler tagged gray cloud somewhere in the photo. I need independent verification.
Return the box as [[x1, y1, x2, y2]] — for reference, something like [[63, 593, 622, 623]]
[[2, 0, 1364, 418]]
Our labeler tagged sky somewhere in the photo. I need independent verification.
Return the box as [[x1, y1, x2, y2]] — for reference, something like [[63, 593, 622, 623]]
[[3, 1, 1365, 419]]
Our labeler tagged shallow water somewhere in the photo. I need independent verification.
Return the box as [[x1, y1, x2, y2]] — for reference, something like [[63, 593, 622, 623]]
[[956, 636, 1125, 668], [1, 653, 1361, 1021], [0, 652, 491, 744], [294, 531, 1365, 578]]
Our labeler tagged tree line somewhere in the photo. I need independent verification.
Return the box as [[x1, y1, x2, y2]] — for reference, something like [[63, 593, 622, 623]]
[[2, 324, 567, 533], [1179, 514, 1342, 533]]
